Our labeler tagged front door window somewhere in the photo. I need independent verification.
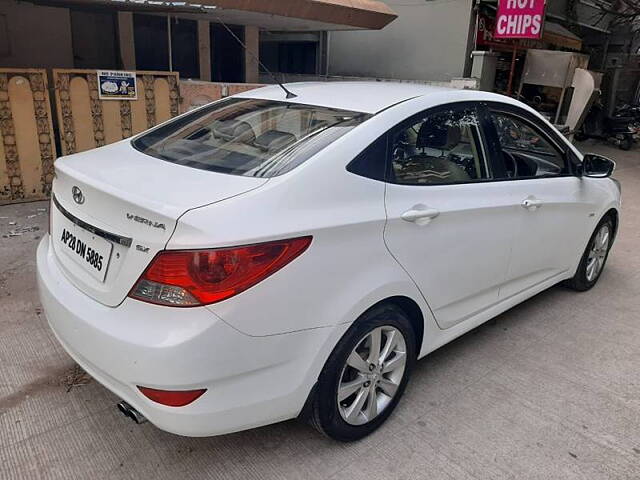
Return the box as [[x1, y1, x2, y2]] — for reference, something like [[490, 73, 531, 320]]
[[490, 112, 568, 178]]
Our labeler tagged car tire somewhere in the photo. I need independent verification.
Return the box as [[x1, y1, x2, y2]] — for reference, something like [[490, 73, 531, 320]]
[[566, 216, 614, 291], [574, 130, 588, 142], [309, 304, 416, 442], [620, 135, 633, 151]]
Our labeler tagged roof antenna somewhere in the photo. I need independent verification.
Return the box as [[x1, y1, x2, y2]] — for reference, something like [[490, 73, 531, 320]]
[[214, 16, 297, 99]]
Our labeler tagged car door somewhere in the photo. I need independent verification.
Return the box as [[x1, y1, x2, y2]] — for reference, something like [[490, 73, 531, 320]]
[[382, 102, 517, 330], [484, 104, 595, 299]]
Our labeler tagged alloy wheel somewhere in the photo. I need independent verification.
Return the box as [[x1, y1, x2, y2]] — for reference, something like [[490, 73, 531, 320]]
[[586, 224, 610, 282], [337, 326, 407, 426]]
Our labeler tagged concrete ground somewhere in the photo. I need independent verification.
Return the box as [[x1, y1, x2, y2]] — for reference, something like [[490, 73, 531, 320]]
[[1, 141, 639, 479]]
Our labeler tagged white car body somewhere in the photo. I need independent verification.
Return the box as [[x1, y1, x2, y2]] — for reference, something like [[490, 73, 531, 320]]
[[37, 82, 621, 437]]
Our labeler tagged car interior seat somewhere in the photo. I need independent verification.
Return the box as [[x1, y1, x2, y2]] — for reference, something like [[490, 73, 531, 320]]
[[404, 120, 471, 183]]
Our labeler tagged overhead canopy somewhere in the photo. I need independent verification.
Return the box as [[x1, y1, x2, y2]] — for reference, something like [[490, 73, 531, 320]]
[[33, 0, 398, 30], [542, 21, 582, 51]]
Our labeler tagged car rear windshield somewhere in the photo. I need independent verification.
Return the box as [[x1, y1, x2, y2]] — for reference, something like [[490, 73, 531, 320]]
[[131, 98, 371, 177]]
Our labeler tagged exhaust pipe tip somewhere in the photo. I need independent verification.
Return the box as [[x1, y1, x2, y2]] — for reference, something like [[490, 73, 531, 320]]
[[117, 400, 147, 424]]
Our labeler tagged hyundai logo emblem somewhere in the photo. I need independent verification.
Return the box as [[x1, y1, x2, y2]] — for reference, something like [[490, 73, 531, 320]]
[[72, 186, 85, 205]]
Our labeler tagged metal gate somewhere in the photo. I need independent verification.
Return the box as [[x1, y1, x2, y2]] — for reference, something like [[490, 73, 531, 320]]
[[0, 69, 57, 204], [53, 69, 180, 155]]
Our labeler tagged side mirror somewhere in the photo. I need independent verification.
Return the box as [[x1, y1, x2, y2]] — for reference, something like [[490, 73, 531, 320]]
[[582, 154, 615, 178]]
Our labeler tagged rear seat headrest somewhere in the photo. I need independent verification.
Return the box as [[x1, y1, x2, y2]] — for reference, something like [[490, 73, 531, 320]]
[[253, 130, 297, 152], [212, 120, 256, 143]]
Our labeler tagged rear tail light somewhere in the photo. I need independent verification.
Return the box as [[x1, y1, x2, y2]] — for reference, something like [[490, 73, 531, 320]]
[[129, 236, 312, 307], [138, 386, 206, 407]]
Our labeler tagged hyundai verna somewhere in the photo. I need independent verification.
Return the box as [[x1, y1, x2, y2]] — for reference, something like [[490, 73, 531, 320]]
[[37, 82, 621, 441]]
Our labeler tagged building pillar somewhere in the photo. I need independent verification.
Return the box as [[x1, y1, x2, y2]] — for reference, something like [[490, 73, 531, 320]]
[[462, 2, 478, 78], [244, 25, 259, 83], [319, 31, 329, 76], [117, 12, 136, 70], [198, 20, 211, 81]]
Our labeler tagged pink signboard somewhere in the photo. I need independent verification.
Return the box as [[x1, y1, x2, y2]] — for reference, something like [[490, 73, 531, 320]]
[[494, 0, 546, 40]]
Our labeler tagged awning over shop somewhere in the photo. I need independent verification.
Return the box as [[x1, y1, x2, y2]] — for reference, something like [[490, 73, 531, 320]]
[[542, 21, 582, 51], [34, 0, 398, 30]]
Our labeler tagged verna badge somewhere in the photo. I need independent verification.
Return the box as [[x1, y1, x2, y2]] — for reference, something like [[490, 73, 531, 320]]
[[72, 186, 85, 205], [126, 213, 166, 230]]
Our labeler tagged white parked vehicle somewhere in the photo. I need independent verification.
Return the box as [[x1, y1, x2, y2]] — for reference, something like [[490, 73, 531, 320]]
[[37, 82, 621, 441]]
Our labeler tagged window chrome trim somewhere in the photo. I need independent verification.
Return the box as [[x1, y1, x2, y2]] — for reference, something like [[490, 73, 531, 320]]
[[52, 195, 132, 247]]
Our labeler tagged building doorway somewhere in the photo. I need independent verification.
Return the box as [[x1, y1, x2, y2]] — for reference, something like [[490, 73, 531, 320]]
[[261, 41, 317, 74], [210, 23, 244, 83], [133, 14, 199, 79], [70, 10, 118, 69]]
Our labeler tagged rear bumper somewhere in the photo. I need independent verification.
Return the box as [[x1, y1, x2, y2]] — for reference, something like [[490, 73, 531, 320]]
[[37, 234, 341, 436]]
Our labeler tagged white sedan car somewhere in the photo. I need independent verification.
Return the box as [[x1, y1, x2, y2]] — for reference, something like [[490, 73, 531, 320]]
[[37, 82, 620, 441]]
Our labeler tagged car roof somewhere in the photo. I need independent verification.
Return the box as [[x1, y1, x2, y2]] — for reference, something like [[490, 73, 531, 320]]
[[233, 81, 578, 160], [233, 81, 497, 114]]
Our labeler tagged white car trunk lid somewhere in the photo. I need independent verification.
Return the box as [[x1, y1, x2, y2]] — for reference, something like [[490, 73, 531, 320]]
[[50, 140, 268, 307]]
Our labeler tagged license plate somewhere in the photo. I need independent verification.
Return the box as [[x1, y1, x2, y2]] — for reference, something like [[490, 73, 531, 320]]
[[53, 209, 113, 282]]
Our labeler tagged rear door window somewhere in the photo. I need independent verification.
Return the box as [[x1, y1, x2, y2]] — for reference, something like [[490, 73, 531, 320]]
[[132, 98, 370, 177], [389, 104, 491, 185]]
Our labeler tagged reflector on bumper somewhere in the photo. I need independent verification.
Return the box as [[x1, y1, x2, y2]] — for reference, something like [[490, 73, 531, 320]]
[[138, 386, 207, 407]]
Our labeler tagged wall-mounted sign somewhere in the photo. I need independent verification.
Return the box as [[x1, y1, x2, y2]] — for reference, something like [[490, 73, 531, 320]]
[[97, 70, 137, 100], [494, 0, 546, 40]]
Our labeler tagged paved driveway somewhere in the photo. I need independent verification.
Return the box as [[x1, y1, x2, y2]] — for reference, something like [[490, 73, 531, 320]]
[[1, 141, 639, 479]]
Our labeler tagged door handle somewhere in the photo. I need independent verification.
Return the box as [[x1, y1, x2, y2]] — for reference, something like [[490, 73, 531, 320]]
[[521, 197, 543, 210], [401, 206, 440, 225]]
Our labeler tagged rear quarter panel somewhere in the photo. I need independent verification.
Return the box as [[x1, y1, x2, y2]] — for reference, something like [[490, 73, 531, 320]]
[[168, 110, 435, 337], [170, 162, 429, 337]]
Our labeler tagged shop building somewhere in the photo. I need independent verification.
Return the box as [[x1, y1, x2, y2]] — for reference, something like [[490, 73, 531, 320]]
[[0, 0, 398, 205], [0, 0, 396, 82], [325, 0, 617, 88]]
